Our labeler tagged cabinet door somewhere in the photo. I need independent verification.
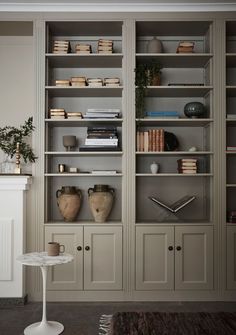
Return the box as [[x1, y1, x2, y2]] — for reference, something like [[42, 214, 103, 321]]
[[83, 226, 122, 290], [45, 226, 83, 290], [175, 226, 213, 290], [227, 226, 236, 289], [136, 226, 174, 290]]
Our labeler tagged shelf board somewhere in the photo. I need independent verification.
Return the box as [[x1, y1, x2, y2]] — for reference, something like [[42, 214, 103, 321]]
[[145, 86, 213, 98], [226, 151, 236, 154], [45, 86, 123, 97], [45, 151, 123, 156], [136, 151, 213, 155], [44, 220, 123, 226], [226, 86, 236, 97], [46, 53, 123, 68], [226, 53, 236, 67], [226, 184, 236, 187], [136, 53, 213, 68], [136, 173, 213, 177], [45, 118, 123, 126], [44, 173, 123, 177], [226, 119, 236, 125], [136, 118, 213, 127], [135, 220, 213, 225]]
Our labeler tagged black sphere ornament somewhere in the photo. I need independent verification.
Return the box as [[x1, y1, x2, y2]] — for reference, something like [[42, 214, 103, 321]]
[[184, 102, 206, 118]]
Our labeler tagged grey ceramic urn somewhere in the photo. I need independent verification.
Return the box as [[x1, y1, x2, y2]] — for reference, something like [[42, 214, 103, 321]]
[[147, 37, 163, 53]]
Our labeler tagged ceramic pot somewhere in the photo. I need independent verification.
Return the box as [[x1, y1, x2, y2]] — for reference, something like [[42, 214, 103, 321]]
[[56, 186, 82, 222], [147, 37, 163, 53], [184, 102, 206, 119], [150, 162, 159, 174], [88, 184, 115, 223]]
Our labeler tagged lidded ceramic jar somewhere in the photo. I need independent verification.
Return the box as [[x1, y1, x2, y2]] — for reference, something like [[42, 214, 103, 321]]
[[147, 37, 163, 53], [56, 186, 82, 222], [88, 184, 115, 223]]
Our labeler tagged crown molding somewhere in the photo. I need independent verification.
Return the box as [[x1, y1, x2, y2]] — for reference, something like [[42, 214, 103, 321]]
[[0, 2, 235, 12]]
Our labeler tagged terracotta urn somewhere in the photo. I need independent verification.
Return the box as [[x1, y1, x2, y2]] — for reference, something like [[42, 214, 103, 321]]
[[56, 186, 82, 222], [88, 184, 115, 223]]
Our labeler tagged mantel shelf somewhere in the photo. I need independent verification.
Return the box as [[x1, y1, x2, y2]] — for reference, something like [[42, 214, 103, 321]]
[[136, 53, 213, 68]]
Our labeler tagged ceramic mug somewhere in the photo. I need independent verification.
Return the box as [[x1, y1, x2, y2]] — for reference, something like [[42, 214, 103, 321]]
[[47, 242, 65, 256]]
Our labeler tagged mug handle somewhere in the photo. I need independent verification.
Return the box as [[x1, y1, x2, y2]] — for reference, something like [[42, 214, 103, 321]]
[[59, 244, 65, 254]]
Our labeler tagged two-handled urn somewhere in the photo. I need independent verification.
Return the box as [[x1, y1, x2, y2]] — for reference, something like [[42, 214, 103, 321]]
[[56, 186, 82, 222]]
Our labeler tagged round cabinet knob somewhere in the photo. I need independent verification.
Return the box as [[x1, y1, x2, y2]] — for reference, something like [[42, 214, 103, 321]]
[[77, 246, 82, 251], [85, 246, 90, 251], [168, 246, 173, 251], [176, 246, 182, 251]]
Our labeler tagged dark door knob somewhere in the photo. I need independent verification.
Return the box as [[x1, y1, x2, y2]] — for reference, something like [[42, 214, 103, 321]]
[[176, 246, 182, 251], [85, 246, 90, 251], [77, 246, 82, 251], [168, 246, 173, 251]]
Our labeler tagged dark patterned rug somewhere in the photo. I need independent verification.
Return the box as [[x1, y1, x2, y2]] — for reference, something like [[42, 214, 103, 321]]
[[99, 312, 236, 335]]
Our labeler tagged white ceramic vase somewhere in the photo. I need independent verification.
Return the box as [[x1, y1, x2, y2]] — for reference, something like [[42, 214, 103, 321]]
[[150, 162, 159, 174]]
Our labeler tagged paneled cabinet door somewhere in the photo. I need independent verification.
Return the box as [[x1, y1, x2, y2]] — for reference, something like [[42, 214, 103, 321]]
[[175, 226, 213, 290], [45, 226, 83, 290], [83, 226, 123, 290], [136, 226, 174, 290], [227, 226, 236, 289]]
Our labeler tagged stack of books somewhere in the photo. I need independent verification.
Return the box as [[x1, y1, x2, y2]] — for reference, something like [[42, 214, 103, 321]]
[[145, 111, 179, 119], [137, 129, 164, 152], [227, 146, 236, 152], [80, 126, 119, 151], [49, 108, 66, 119], [67, 112, 83, 119], [178, 158, 198, 174], [97, 39, 113, 54], [53, 40, 70, 54], [83, 108, 120, 119], [75, 44, 91, 54], [176, 41, 194, 53], [87, 78, 103, 87], [70, 77, 86, 87], [55, 79, 70, 87], [104, 78, 120, 87]]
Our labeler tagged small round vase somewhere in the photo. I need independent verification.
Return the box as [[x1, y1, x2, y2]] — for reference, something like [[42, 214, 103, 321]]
[[184, 102, 206, 119], [88, 184, 115, 223], [147, 37, 163, 53], [56, 186, 82, 222], [150, 162, 159, 174]]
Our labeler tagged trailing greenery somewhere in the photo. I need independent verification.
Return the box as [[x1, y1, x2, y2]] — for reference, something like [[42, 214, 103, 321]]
[[135, 60, 162, 119], [0, 117, 37, 163]]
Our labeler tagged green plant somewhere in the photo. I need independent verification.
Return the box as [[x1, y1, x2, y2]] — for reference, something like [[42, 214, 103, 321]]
[[0, 117, 37, 163], [135, 60, 162, 119]]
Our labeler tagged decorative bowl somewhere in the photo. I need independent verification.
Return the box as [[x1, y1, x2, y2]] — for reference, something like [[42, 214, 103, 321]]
[[184, 102, 206, 118]]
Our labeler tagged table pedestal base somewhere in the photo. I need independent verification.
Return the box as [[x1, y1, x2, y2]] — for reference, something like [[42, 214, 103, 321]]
[[24, 321, 64, 335]]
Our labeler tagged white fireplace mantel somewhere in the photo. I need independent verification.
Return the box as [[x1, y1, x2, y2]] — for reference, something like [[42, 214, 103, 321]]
[[0, 175, 32, 299]]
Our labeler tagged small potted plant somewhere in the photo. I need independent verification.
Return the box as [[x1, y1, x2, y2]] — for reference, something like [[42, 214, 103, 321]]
[[135, 60, 162, 119], [0, 117, 37, 173]]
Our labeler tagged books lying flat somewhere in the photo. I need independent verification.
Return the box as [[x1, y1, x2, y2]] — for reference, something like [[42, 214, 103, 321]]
[[149, 195, 196, 213], [227, 146, 236, 151], [91, 170, 117, 175]]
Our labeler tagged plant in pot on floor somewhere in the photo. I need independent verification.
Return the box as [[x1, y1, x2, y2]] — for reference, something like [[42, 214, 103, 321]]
[[135, 60, 162, 119], [0, 117, 37, 174]]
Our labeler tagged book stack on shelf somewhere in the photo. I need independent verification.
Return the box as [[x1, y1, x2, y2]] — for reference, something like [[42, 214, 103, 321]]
[[83, 108, 120, 119], [80, 126, 120, 151], [87, 78, 103, 87], [227, 146, 236, 152], [176, 41, 194, 53], [53, 40, 70, 54], [70, 77, 86, 87], [49, 108, 66, 119], [55, 79, 70, 87], [75, 44, 91, 54], [137, 129, 164, 152], [97, 39, 113, 54], [178, 158, 198, 174], [67, 112, 83, 120], [145, 111, 180, 119], [104, 78, 120, 87]]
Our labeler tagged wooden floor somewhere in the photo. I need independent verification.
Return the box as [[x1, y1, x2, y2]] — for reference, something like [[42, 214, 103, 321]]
[[1, 301, 236, 335]]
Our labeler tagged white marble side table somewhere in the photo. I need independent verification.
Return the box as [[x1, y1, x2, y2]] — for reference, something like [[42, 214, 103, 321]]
[[17, 252, 73, 335]]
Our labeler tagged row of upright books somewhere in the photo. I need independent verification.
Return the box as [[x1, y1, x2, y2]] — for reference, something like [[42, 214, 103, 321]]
[[52, 39, 114, 54], [55, 77, 120, 87], [137, 129, 164, 152], [80, 126, 120, 152]]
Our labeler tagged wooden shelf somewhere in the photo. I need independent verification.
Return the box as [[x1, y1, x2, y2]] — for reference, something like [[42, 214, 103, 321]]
[[45, 118, 123, 127], [145, 86, 213, 98], [45, 86, 123, 97], [136, 118, 213, 127], [136, 151, 213, 155], [226, 184, 236, 187], [46, 53, 123, 68], [136, 53, 213, 68], [45, 151, 123, 156], [44, 173, 123, 177], [136, 173, 213, 177]]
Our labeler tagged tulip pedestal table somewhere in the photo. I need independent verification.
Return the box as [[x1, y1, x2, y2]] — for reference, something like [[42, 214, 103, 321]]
[[17, 252, 73, 335]]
